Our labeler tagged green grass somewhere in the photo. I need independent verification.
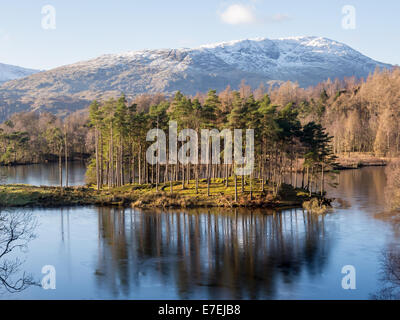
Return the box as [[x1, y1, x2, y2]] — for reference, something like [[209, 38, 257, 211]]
[[0, 184, 96, 207], [0, 178, 322, 209]]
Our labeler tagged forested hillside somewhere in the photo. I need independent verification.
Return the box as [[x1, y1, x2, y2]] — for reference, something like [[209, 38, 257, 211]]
[[1, 68, 399, 194]]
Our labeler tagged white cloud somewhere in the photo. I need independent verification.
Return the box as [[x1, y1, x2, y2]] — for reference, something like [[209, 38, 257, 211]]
[[220, 4, 256, 25]]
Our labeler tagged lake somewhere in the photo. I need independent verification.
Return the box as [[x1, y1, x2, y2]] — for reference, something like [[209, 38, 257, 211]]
[[0, 162, 87, 186], [0, 164, 398, 299]]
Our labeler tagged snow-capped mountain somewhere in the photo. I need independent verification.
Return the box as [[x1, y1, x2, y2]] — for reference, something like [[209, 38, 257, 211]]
[[0, 62, 39, 83], [0, 36, 392, 120]]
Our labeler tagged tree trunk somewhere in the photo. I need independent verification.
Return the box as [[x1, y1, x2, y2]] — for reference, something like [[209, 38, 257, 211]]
[[120, 136, 124, 186], [59, 148, 63, 193], [234, 174, 238, 202], [138, 145, 142, 184], [95, 128, 100, 190], [225, 164, 229, 188], [250, 172, 253, 200], [195, 164, 199, 194], [320, 163, 325, 196], [170, 164, 173, 195], [65, 128, 68, 188], [100, 131, 103, 187], [109, 125, 114, 188]]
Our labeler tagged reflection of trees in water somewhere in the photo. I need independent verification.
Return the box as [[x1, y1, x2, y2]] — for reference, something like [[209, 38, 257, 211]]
[[331, 167, 386, 210], [95, 208, 131, 297], [0, 162, 86, 186], [384, 161, 400, 210], [373, 245, 400, 300], [94, 208, 331, 299], [374, 163, 400, 299], [0, 210, 37, 293]]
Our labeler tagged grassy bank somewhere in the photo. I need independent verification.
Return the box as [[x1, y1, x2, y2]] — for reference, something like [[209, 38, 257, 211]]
[[335, 152, 389, 169], [0, 179, 329, 210], [0, 185, 96, 207]]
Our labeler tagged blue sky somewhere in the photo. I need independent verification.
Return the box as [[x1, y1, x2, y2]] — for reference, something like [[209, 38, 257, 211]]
[[0, 0, 399, 70]]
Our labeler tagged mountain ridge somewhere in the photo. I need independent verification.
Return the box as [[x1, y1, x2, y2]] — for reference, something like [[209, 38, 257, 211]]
[[0, 36, 392, 121], [0, 62, 39, 83]]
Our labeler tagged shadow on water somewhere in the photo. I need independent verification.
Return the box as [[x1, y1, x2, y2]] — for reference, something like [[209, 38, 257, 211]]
[[94, 207, 331, 299]]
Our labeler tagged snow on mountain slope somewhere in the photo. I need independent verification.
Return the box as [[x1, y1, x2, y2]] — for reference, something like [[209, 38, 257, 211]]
[[0, 63, 39, 83], [0, 36, 392, 120]]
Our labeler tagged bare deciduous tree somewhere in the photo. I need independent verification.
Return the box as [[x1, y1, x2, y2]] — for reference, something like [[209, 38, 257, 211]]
[[0, 211, 38, 293], [372, 246, 400, 300]]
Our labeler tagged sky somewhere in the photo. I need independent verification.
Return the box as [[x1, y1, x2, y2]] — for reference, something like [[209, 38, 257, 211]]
[[0, 0, 399, 70]]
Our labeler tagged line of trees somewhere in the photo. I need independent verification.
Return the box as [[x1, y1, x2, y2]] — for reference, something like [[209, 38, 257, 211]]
[[266, 67, 400, 156], [3, 67, 400, 195], [0, 111, 89, 190], [87, 90, 335, 198], [0, 111, 88, 165]]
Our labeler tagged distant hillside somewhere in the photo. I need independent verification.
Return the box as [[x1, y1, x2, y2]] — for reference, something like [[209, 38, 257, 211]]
[[0, 62, 39, 83], [0, 36, 392, 121]]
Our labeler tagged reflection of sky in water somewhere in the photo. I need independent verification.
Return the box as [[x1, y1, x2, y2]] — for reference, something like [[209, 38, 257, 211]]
[[0, 162, 87, 186], [0, 167, 397, 300]]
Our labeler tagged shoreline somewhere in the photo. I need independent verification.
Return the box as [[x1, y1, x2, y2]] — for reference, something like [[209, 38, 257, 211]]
[[0, 158, 88, 167], [0, 154, 389, 210], [334, 153, 389, 169], [0, 183, 330, 210]]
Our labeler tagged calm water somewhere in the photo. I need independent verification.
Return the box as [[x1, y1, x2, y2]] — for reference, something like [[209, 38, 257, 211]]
[[0, 166, 398, 299], [0, 162, 87, 186]]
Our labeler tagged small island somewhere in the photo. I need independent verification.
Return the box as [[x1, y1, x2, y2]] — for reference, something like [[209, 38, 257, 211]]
[[0, 179, 330, 210]]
